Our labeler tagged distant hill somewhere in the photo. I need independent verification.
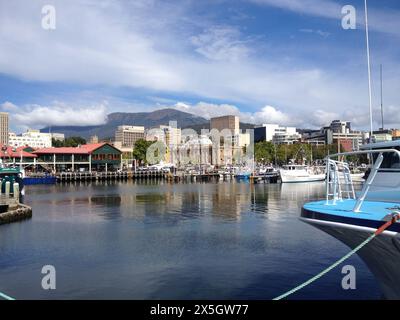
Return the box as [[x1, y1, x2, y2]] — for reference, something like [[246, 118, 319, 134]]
[[41, 108, 209, 139], [42, 108, 256, 139]]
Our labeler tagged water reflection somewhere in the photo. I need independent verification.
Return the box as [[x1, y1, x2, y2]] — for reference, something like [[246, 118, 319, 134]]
[[0, 180, 379, 299]]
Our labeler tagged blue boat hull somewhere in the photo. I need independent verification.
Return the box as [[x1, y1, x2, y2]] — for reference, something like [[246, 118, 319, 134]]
[[23, 176, 57, 185]]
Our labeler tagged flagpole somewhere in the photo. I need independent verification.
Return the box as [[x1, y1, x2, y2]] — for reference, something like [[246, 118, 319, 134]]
[[364, 0, 373, 140]]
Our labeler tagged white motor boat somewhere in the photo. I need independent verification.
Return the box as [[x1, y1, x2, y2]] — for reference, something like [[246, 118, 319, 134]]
[[279, 165, 325, 183]]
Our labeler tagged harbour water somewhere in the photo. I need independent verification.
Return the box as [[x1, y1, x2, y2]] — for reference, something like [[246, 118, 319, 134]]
[[0, 181, 380, 299]]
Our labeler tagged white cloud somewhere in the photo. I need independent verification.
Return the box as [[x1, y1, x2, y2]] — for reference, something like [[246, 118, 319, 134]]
[[299, 29, 330, 38], [1, 101, 19, 112], [0, 0, 399, 131], [5, 102, 107, 130], [190, 26, 252, 61], [174, 101, 243, 119], [250, 0, 400, 36]]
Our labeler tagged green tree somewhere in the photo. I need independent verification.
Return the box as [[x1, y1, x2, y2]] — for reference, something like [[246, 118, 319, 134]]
[[255, 141, 276, 164], [52, 136, 87, 147], [132, 139, 154, 165]]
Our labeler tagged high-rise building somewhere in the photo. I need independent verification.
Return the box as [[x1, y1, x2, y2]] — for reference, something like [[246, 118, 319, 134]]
[[210, 115, 239, 135], [115, 125, 145, 148], [0, 112, 9, 145], [210, 115, 247, 165]]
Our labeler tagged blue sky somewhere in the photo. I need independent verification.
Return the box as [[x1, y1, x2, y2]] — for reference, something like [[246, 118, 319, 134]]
[[0, 0, 399, 133]]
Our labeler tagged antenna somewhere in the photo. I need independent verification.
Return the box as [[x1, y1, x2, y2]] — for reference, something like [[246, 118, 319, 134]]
[[364, 0, 373, 139], [380, 64, 384, 130]]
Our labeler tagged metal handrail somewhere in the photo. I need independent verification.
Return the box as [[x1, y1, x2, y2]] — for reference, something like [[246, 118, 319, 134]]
[[325, 148, 400, 212]]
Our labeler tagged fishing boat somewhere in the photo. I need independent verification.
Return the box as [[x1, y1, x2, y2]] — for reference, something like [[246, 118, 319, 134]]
[[279, 165, 325, 183], [301, 142, 400, 299]]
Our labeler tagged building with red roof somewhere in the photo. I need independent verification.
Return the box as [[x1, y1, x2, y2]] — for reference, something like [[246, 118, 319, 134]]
[[0, 145, 37, 167], [29, 142, 122, 172]]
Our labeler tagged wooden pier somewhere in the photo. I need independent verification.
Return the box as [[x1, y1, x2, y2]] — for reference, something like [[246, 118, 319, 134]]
[[56, 171, 166, 182], [47, 171, 281, 183]]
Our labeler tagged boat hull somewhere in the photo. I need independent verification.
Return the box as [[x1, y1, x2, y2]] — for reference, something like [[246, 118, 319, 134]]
[[301, 212, 400, 299], [280, 173, 325, 183]]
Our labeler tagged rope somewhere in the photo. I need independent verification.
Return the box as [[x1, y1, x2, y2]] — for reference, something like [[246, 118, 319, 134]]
[[273, 212, 400, 300], [0, 292, 15, 301]]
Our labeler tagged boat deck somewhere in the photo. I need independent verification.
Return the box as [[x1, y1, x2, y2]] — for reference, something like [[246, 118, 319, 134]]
[[302, 199, 400, 232]]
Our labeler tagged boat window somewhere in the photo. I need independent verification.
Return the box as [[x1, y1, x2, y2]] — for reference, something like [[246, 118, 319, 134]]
[[372, 147, 400, 169]]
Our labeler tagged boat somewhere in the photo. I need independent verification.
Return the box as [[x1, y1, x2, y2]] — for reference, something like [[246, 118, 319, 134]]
[[279, 165, 325, 183], [235, 171, 251, 180], [301, 142, 400, 299], [0, 166, 25, 195]]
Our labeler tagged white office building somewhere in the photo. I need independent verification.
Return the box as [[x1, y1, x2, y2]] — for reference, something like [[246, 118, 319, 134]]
[[255, 124, 300, 144], [9, 129, 52, 148]]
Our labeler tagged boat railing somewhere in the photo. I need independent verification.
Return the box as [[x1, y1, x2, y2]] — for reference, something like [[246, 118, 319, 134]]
[[325, 148, 400, 212]]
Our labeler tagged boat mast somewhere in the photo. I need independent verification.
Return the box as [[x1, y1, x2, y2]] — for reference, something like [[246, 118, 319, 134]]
[[364, 0, 374, 140], [380, 64, 384, 130]]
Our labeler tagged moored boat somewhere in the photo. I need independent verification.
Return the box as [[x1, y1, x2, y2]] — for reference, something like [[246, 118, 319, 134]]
[[279, 165, 325, 183], [301, 143, 400, 299]]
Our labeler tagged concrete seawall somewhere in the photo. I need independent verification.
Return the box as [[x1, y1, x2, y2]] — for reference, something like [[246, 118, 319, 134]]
[[0, 203, 32, 225]]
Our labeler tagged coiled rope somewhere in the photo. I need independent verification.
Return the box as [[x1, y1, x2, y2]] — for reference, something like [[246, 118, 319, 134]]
[[273, 212, 400, 300]]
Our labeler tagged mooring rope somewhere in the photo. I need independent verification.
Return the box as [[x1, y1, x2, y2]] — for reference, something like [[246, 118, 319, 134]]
[[0, 291, 15, 301], [273, 212, 400, 300]]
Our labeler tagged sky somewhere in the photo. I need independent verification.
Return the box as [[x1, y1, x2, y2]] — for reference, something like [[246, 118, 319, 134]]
[[0, 0, 399, 133]]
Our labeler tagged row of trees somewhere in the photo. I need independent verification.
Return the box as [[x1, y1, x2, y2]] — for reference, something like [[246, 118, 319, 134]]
[[51, 137, 362, 166], [52, 136, 87, 147], [254, 141, 345, 165]]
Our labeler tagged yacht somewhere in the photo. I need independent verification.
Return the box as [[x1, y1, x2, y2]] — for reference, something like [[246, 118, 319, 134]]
[[279, 165, 325, 183], [301, 140, 400, 299]]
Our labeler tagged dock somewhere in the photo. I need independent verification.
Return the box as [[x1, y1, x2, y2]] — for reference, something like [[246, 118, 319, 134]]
[[25, 171, 281, 184], [0, 182, 32, 225]]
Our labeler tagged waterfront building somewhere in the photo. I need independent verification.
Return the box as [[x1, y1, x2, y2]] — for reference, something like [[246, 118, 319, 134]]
[[115, 125, 145, 148], [33, 142, 122, 173], [372, 130, 393, 143], [329, 120, 351, 134], [177, 135, 213, 166], [9, 129, 52, 149], [51, 132, 65, 142], [146, 124, 182, 164], [255, 124, 300, 144], [0, 112, 9, 145], [210, 115, 239, 135], [89, 135, 99, 144], [0, 144, 37, 165], [302, 120, 366, 151], [392, 129, 400, 140], [209, 115, 244, 166]]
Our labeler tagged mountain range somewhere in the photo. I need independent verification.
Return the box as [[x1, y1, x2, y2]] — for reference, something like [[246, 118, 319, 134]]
[[42, 108, 255, 140]]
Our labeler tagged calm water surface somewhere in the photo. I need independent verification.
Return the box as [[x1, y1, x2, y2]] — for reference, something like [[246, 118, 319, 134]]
[[0, 181, 380, 299]]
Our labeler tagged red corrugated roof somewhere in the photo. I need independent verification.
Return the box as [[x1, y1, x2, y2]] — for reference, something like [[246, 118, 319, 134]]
[[0, 145, 37, 158], [33, 147, 90, 154], [33, 142, 109, 155]]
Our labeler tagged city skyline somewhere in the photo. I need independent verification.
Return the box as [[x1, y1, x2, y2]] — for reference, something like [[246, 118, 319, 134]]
[[0, 0, 399, 133]]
